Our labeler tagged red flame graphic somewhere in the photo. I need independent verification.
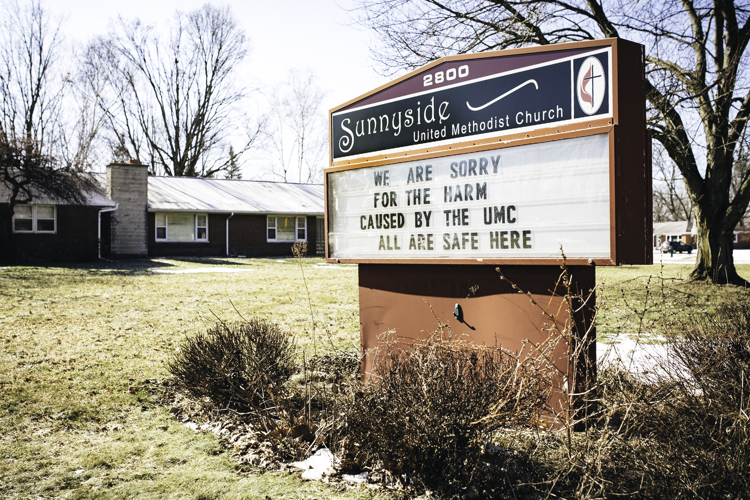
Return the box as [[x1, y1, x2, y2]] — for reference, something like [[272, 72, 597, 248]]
[[580, 64, 593, 105]]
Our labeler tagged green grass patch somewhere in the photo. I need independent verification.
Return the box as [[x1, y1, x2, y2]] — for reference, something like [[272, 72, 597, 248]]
[[0, 257, 385, 499], [597, 262, 750, 340], [1, 255, 748, 497]]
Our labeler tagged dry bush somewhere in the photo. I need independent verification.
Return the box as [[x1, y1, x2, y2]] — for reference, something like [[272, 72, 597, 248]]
[[163, 266, 750, 499], [651, 300, 750, 497], [542, 298, 750, 499], [673, 301, 750, 412], [167, 321, 363, 463], [168, 318, 296, 417], [306, 350, 360, 390], [475, 266, 750, 499], [328, 333, 552, 496]]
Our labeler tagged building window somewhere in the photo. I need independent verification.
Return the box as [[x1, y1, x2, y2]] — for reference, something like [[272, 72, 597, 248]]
[[12, 205, 56, 233], [734, 233, 739, 243], [267, 216, 306, 242], [155, 213, 208, 242], [196, 215, 207, 240]]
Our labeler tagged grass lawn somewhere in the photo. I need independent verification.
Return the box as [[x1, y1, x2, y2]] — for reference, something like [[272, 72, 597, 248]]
[[1, 256, 749, 498], [597, 261, 750, 339]]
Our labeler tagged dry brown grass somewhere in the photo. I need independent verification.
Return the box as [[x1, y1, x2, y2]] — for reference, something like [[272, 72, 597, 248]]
[[2, 257, 750, 499], [0, 257, 387, 499]]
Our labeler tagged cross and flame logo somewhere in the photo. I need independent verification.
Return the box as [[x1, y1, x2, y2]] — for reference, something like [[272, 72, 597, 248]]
[[577, 56, 606, 115]]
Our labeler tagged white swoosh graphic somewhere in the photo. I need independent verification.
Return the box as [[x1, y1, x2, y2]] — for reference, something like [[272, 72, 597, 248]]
[[466, 79, 539, 111]]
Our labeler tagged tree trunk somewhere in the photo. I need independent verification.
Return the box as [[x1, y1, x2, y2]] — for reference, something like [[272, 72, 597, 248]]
[[690, 213, 748, 286]]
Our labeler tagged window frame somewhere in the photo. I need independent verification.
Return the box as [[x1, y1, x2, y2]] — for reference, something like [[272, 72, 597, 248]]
[[267, 215, 307, 242], [154, 213, 209, 242], [196, 214, 208, 241], [12, 204, 56, 234]]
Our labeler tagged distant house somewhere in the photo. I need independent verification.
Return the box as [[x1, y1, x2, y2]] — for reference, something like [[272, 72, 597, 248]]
[[2, 161, 325, 262], [106, 161, 325, 259], [653, 221, 696, 249], [1, 180, 116, 263], [653, 220, 750, 250]]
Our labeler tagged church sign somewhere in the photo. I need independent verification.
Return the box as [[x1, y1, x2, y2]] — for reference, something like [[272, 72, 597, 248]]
[[327, 40, 650, 420], [328, 134, 610, 261], [326, 39, 651, 266], [332, 46, 611, 161]]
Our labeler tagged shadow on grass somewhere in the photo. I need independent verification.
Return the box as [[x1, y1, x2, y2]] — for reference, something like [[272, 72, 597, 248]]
[[1, 256, 261, 276], [0, 258, 174, 279], [164, 256, 255, 267]]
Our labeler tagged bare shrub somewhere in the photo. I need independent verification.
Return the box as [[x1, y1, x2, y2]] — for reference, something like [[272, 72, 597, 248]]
[[650, 300, 750, 497], [673, 301, 750, 410], [168, 318, 296, 417], [306, 350, 360, 392], [163, 266, 750, 498], [329, 333, 551, 495], [542, 298, 750, 499]]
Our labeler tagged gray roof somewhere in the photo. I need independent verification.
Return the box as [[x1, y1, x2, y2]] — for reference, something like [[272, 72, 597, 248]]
[[147, 176, 324, 215], [653, 221, 694, 235], [0, 173, 115, 207]]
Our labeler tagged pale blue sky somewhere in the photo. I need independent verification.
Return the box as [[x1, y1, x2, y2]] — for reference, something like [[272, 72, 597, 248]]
[[51, 0, 390, 113]]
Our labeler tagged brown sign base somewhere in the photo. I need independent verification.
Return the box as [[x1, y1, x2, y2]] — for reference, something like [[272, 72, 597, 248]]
[[358, 263, 596, 427]]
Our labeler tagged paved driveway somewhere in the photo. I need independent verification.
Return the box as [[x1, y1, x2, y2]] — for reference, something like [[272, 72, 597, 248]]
[[652, 248, 750, 264]]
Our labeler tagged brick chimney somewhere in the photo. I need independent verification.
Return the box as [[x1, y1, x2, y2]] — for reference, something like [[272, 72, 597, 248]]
[[106, 160, 148, 257]]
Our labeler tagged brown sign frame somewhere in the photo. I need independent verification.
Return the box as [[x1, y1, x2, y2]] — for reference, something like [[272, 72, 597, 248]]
[[326, 38, 651, 267]]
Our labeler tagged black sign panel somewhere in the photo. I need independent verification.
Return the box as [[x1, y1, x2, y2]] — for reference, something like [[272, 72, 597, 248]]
[[332, 49, 611, 160]]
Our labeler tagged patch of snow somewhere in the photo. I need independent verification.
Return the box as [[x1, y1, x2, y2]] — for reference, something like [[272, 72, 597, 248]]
[[312, 264, 356, 270], [653, 248, 750, 264], [342, 472, 368, 484], [597, 336, 689, 379], [292, 448, 339, 480], [150, 267, 254, 274]]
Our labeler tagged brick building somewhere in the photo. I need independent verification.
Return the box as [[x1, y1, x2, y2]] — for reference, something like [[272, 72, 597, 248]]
[[2, 162, 325, 263], [1, 182, 117, 263], [653, 220, 750, 250], [106, 162, 325, 259], [653, 220, 696, 249]]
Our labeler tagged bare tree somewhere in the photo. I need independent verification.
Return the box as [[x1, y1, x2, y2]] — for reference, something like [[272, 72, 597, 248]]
[[0, 0, 95, 262], [55, 39, 117, 172], [264, 70, 326, 183], [653, 148, 692, 223], [353, 0, 750, 285], [0, 0, 63, 151], [88, 4, 257, 177]]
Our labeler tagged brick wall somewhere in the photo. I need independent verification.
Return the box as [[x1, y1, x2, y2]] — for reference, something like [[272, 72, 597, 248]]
[[147, 213, 227, 257], [107, 162, 148, 257], [228, 214, 320, 257], [8, 204, 101, 262], [145, 212, 322, 258]]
